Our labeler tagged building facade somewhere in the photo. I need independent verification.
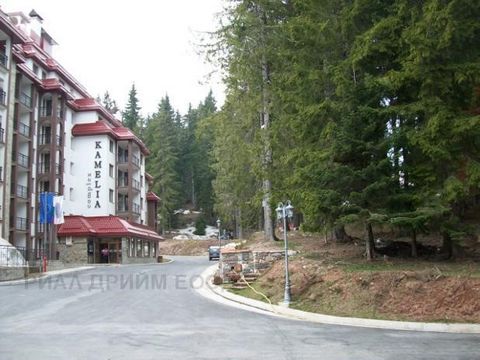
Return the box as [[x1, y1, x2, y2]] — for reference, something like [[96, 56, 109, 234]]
[[0, 9, 162, 265]]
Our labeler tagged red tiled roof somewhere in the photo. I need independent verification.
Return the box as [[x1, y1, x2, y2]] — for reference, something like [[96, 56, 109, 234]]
[[68, 99, 123, 128], [146, 191, 160, 202], [57, 216, 164, 241], [71, 120, 150, 155]]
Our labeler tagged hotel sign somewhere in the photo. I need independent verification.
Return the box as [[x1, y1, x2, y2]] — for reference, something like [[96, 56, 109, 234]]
[[87, 141, 103, 209]]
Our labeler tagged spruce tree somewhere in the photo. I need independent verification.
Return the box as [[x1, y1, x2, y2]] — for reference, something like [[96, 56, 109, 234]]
[[122, 84, 142, 133]]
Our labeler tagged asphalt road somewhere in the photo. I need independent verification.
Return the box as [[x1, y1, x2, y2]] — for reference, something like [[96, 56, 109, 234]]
[[0, 256, 478, 360]]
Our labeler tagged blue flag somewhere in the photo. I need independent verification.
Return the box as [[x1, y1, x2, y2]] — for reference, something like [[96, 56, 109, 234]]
[[39, 192, 55, 224]]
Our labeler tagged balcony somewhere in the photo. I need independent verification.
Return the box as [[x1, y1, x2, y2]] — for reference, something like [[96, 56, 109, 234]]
[[133, 203, 141, 215], [14, 184, 28, 199], [38, 162, 61, 175], [0, 90, 6, 106], [132, 178, 141, 191], [117, 203, 128, 213], [0, 53, 7, 67], [132, 155, 140, 167], [117, 156, 128, 165], [15, 217, 28, 231], [13, 152, 29, 168], [40, 106, 63, 119], [18, 92, 32, 108], [16, 121, 31, 137], [39, 134, 62, 146], [118, 177, 128, 187]]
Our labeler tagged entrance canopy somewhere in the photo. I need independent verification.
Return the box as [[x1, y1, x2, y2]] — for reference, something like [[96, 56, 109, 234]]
[[57, 216, 164, 241]]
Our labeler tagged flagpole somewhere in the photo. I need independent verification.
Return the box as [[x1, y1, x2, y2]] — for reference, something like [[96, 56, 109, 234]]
[[43, 192, 48, 272]]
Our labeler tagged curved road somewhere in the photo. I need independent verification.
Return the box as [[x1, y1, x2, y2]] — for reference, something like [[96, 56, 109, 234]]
[[0, 256, 478, 360]]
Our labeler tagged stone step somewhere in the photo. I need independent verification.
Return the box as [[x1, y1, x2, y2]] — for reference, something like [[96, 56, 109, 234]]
[[232, 284, 248, 290]]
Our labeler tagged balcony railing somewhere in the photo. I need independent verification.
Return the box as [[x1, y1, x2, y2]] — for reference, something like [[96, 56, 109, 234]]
[[0, 245, 27, 266], [14, 184, 28, 199], [132, 178, 141, 191], [38, 162, 61, 175], [0, 53, 7, 67], [40, 106, 63, 118], [19, 92, 32, 108], [118, 156, 128, 164], [15, 217, 28, 231], [16, 121, 30, 137], [13, 152, 29, 168], [132, 155, 140, 167], [39, 134, 62, 146], [133, 203, 141, 215], [0, 90, 6, 106], [118, 177, 128, 187]]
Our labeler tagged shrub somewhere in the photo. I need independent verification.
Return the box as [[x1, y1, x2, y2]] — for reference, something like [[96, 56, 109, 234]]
[[193, 217, 206, 235]]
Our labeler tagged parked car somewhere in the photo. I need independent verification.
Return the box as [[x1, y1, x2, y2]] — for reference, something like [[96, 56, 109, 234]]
[[208, 246, 220, 261]]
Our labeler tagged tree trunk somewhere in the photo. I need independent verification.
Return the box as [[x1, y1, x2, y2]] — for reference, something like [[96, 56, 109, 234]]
[[260, 37, 274, 242], [441, 231, 453, 259], [334, 225, 350, 243], [235, 207, 243, 239], [365, 222, 375, 261], [411, 229, 418, 258]]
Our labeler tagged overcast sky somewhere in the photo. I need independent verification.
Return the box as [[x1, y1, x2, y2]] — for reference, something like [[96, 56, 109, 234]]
[[1, 0, 226, 116]]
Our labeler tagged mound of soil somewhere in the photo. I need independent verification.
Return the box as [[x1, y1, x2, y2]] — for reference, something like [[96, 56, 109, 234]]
[[235, 231, 480, 323], [161, 239, 218, 256], [252, 258, 480, 323]]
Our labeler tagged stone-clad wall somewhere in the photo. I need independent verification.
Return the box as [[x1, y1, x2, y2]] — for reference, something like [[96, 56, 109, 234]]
[[220, 250, 285, 279], [0, 266, 28, 281], [121, 238, 158, 264], [57, 237, 88, 264]]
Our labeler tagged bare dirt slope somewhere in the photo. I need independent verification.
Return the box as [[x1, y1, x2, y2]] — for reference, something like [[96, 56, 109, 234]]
[[234, 232, 480, 323]]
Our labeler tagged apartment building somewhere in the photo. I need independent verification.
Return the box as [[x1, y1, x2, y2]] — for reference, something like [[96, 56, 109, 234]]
[[0, 9, 162, 265]]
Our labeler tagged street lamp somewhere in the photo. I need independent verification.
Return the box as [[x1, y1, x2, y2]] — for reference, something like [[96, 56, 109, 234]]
[[276, 200, 294, 306], [216, 218, 221, 248]]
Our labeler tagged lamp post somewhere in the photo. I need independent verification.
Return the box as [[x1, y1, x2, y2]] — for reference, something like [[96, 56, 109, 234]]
[[216, 218, 221, 248], [276, 200, 294, 306]]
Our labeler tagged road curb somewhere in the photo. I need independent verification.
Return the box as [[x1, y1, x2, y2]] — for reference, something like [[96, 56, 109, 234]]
[[197, 265, 480, 334], [0, 266, 96, 286], [0, 259, 175, 286]]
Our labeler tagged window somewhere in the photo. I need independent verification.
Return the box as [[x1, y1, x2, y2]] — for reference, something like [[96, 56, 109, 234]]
[[109, 164, 114, 177], [33, 64, 39, 76], [129, 239, 135, 257], [140, 197, 144, 210], [109, 140, 114, 153], [109, 189, 114, 203], [41, 71, 47, 79], [140, 176, 143, 187], [144, 241, 150, 257], [70, 162, 74, 175], [69, 188, 74, 201], [137, 239, 143, 257]]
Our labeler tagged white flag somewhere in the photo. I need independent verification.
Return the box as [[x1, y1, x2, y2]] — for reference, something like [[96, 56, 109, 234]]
[[53, 196, 64, 224]]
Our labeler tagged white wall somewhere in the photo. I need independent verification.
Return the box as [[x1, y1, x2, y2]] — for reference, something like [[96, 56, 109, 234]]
[[74, 111, 98, 124], [64, 135, 116, 216]]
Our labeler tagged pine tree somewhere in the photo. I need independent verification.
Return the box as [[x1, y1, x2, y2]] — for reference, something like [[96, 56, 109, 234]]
[[122, 84, 142, 133], [100, 91, 119, 115], [145, 96, 182, 232], [208, 0, 288, 240]]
